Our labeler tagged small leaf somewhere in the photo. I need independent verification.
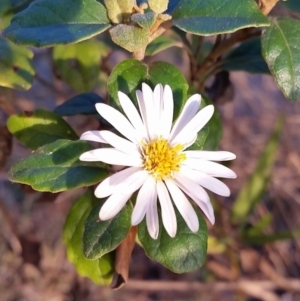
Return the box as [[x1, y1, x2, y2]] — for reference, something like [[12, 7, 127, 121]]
[[107, 59, 189, 119], [231, 117, 283, 225], [9, 139, 109, 192], [261, 18, 300, 101], [53, 40, 108, 93], [83, 202, 132, 260], [148, 0, 168, 13], [172, 0, 269, 36], [145, 35, 181, 56], [0, 36, 34, 90], [3, 0, 111, 47], [131, 12, 157, 30], [104, 0, 135, 23], [138, 208, 208, 273], [63, 190, 114, 284], [54, 93, 105, 116], [109, 24, 149, 52], [222, 38, 270, 74], [7, 110, 78, 150]]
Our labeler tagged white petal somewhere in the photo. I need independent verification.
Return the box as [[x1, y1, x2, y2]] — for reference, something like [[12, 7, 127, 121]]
[[169, 93, 201, 141], [183, 134, 197, 149], [99, 192, 132, 220], [156, 180, 177, 237], [184, 150, 236, 161], [95, 103, 138, 143], [80, 131, 106, 143], [136, 90, 149, 140], [160, 85, 174, 139], [165, 179, 199, 232], [174, 172, 210, 203], [99, 170, 148, 220], [180, 166, 231, 197], [142, 83, 156, 139], [171, 105, 214, 146], [80, 148, 142, 166], [153, 84, 163, 136], [96, 130, 139, 155], [183, 158, 237, 178], [174, 175, 215, 224], [118, 91, 147, 140], [95, 167, 140, 198], [132, 176, 156, 225], [146, 191, 159, 239]]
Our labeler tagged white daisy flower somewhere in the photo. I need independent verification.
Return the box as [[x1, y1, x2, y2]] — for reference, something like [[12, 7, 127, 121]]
[[80, 83, 236, 239]]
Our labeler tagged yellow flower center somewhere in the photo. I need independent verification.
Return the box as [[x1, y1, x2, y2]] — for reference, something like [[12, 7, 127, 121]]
[[142, 137, 186, 180]]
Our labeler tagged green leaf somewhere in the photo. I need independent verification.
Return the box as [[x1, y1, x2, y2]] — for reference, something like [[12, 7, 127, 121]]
[[222, 38, 270, 74], [109, 24, 149, 52], [9, 139, 109, 192], [54, 93, 104, 116], [83, 202, 132, 259], [131, 12, 157, 30], [104, 0, 135, 23], [148, 0, 168, 13], [145, 35, 181, 56], [107, 59, 189, 119], [7, 110, 78, 150], [261, 18, 300, 101], [280, 0, 300, 12], [63, 190, 114, 284], [138, 208, 208, 273], [231, 117, 283, 225], [0, 35, 34, 90], [3, 0, 111, 47], [53, 40, 108, 93], [172, 0, 269, 36]]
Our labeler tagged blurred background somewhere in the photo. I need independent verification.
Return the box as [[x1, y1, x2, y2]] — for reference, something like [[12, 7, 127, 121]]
[[1, 3, 300, 301]]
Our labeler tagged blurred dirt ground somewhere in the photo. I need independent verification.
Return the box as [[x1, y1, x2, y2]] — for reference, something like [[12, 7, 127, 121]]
[[1, 31, 300, 301]]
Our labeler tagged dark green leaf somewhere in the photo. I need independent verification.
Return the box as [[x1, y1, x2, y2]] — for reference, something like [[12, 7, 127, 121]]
[[9, 139, 109, 192], [167, 0, 180, 13], [222, 38, 270, 74], [0, 35, 34, 90], [138, 207, 208, 273], [63, 190, 114, 284], [54, 93, 104, 116], [83, 202, 132, 259], [131, 12, 157, 30], [107, 59, 189, 119], [3, 0, 111, 47], [109, 24, 149, 52], [172, 0, 269, 35], [261, 18, 300, 101], [145, 35, 181, 56], [280, 0, 300, 12], [231, 117, 283, 225], [7, 110, 78, 150], [53, 39, 108, 93]]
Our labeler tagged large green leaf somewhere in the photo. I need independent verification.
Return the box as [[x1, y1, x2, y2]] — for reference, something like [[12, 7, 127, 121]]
[[3, 0, 111, 47], [0, 35, 34, 90], [231, 117, 283, 225], [83, 202, 132, 259], [9, 139, 109, 192], [222, 38, 270, 74], [261, 18, 300, 101], [53, 39, 108, 92], [138, 208, 208, 273], [63, 190, 114, 284], [7, 110, 78, 150], [172, 0, 269, 36], [107, 59, 189, 119], [54, 93, 105, 116]]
